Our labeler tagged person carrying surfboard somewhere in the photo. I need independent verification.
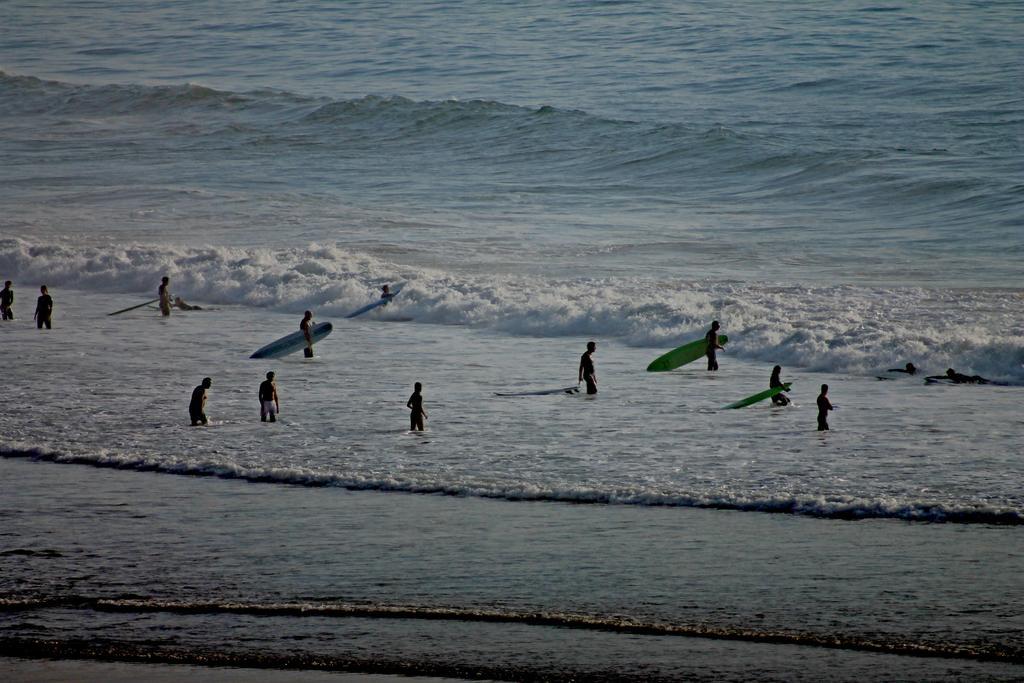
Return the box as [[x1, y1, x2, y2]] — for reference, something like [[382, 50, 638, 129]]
[[300, 310, 315, 358], [259, 371, 279, 422], [770, 365, 791, 406], [158, 276, 172, 317], [407, 382, 427, 431], [705, 321, 724, 371], [579, 341, 597, 394], [1, 281, 13, 320]]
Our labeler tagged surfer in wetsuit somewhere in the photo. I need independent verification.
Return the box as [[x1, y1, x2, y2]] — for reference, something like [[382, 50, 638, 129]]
[[407, 381, 427, 431], [34, 285, 53, 329], [770, 365, 791, 406], [1, 281, 13, 320], [705, 321, 724, 371], [158, 276, 171, 317], [190, 377, 212, 426], [816, 384, 833, 431], [300, 310, 315, 358], [579, 341, 597, 394], [381, 284, 393, 302], [259, 371, 279, 422], [888, 362, 917, 375], [927, 368, 991, 384]]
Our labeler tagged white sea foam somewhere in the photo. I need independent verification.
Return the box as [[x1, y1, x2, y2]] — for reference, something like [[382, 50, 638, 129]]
[[2, 237, 1021, 381]]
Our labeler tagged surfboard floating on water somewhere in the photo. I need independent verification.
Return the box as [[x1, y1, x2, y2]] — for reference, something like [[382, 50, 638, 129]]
[[494, 385, 580, 397], [107, 298, 160, 316], [250, 322, 333, 359], [723, 383, 791, 409], [345, 283, 405, 319], [646, 335, 729, 372]]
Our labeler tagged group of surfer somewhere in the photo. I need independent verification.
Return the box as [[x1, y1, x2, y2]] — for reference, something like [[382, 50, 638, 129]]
[[0, 281, 53, 329], [186, 283, 426, 428], [887, 361, 993, 384], [3, 275, 995, 432], [188, 370, 427, 431], [187, 373, 283, 426], [577, 321, 837, 430]]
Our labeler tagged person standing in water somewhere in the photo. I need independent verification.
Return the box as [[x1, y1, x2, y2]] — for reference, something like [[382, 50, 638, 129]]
[[578, 341, 597, 394], [770, 365, 791, 406], [34, 285, 53, 329], [407, 382, 427, 431], [158, 276, 172, 317], [259, 371, 279, 422], [300, 310, 315, 358], [1, 281, 13, 320], [190, 377, 212, 426], [816, 384, 833, 431], [705, 321, 724, 371]]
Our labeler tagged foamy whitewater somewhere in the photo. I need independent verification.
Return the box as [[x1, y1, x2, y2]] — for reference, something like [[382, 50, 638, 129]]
[[1, 1, 1023, 680]]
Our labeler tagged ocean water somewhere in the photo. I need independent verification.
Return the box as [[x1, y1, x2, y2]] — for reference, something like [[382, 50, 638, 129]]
[[1, 1, 1023, 680]]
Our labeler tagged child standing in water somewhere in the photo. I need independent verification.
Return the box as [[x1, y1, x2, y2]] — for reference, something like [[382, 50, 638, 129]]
[[407, 382, 427, 431]]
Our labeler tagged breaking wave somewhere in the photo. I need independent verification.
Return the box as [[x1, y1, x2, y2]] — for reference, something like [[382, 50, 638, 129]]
[[2, 237, 1022, 382]]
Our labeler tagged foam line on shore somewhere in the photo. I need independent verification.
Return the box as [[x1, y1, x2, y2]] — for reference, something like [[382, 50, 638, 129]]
[[1, 596, 1021, 665], [3, 448, 1020, 525]]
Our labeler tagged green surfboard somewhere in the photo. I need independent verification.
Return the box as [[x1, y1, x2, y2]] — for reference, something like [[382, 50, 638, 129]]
[[724, 383, 791, 409], [646, 335, 728, 372]]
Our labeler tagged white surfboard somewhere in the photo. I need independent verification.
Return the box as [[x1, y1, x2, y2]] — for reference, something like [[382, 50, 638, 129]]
[[494, 385, 580, 397], [250, 322, 333, 359], [345, 283, 405, 319]]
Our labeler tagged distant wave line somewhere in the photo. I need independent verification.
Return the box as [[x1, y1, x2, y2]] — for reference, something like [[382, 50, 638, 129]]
[[1, 595, 1021, 665]]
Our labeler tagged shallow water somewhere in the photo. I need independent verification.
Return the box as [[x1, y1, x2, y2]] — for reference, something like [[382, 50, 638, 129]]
[[1, 1, 1023, 678]]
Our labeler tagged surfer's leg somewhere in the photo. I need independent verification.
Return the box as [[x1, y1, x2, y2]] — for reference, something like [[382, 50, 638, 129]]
[[817, 417, 828, 431], [585, 376, 597, 394]]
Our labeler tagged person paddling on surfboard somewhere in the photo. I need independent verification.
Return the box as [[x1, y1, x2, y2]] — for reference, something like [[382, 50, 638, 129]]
[[887, 362, 917, 375], [190, 377, 212, 426], [174, 296, 202, 311], [770, 365, 791, 406], [300, 310, 315, 358], [158, 276, 172, 317], [816, 384, 833, 431], [579, 341, 597, 394], [407, 382, 427, 431], [705, 321, 724, 371], [926, 368, 991, 384]]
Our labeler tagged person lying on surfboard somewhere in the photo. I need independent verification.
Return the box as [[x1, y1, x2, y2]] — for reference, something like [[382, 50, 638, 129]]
[[887, 362, 917, 375], [770, 365, 791, 406], [926, 368, 991, 384], [173, 296, 202, 311]]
